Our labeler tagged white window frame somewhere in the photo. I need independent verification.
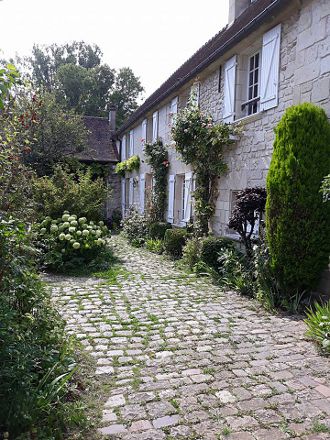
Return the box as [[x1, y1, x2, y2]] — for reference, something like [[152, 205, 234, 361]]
[[242, 51, 261, 116]]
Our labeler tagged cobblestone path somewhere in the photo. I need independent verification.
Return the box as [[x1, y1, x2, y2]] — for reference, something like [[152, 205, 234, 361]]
[[48, 235, 330, 440]]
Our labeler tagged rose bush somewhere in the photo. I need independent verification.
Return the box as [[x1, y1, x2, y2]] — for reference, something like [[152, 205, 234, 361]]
[[36, 211, 110, 270]]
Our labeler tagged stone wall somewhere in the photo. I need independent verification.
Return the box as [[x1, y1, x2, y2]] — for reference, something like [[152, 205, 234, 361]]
[[120, 0, 329, 236], [106, 164, 121, 219]]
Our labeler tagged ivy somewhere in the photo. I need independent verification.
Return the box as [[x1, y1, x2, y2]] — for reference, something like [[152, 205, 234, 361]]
[[172, 102, 238, 235], [115, 155, 140, 177], [144, 140, 169, 221]]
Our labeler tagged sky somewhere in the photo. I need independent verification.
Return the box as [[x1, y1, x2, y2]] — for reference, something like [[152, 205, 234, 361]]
[[0, 0, 229, 99]]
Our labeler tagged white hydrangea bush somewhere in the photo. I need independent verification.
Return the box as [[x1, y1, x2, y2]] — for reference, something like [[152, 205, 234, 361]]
[[37, 211, 109, 269]]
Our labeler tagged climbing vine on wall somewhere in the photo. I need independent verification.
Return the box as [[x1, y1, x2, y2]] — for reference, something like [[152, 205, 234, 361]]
[[115, 155, 140, 177], [144, 140, 169, 221], [171, 103, 238, 235]]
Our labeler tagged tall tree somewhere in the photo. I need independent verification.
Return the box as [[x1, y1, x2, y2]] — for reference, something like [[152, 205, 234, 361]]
[[17, 91, 88, 176], [109, 67, 144, 126], [23, 42, 143, 124]]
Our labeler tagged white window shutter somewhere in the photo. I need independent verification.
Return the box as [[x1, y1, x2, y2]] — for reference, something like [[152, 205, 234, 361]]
[[139, 173, 145, 213], [223, 55, 237, 123], [121, 135, 126, 161], [152, 111, 158, 142], [170, 97, 178, 127], [129, 178, 134, 207], [121, 178, 126, 217], [183, 172, 193, 223], [141, 119, 147, 145], [170, 97, 178, 115], [167, 175, 175, 224], [129, 129, 134, 157], [260, 24, 281, 111]]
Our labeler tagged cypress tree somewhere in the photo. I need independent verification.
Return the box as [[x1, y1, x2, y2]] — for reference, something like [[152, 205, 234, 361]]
[[266, 103, 330, 300]]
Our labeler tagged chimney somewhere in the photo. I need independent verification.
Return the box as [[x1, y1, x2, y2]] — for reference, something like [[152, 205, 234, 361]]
[[108, 105, 117, 132], [228, 0, 252, 24]]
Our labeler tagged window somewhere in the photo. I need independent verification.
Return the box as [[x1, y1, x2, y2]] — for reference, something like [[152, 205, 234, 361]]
[[244, 52, 260, 115], [222, 24, 281, 121]]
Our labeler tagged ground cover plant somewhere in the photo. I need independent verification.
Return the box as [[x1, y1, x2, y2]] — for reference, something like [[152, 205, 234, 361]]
[[0, 218, 86, 438], [305, 301, 330, 354]]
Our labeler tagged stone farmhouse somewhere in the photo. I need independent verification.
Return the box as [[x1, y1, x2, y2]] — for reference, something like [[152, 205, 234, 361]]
[[117, 0, 330, 238], [77, 110, 121, 219]]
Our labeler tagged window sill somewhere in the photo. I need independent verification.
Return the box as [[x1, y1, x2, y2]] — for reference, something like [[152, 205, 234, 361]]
[[233, 111, 263, 125], [224, 233, 241, 242]]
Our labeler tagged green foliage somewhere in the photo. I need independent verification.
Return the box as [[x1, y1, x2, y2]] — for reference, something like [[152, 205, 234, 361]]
[[253, 241, 281, 310], [266, 103, 330, 299], [19, 91, 88, 175], [0, 218, 83, 437], [115, 155, 140, 176], [144, 140, 169, 221], [145, 239, 164, 254], [36, 212, 110, 271], [24, 42, 143, 123], [217, 248, 254, 296], [200, 236, 235, 270], [172, 102, 237, 235], [148, 221, 172, 240], [110, 67, 144, 126], [122, 209, 149, 247], [163, 228, 188, 259], [181, 237, 203, 269], [305, 302, 330, 354], [321, 174, 330, 202], [0, 62, 20, 108], [0, 108, 36, 222], [33, 165, 108, 221]]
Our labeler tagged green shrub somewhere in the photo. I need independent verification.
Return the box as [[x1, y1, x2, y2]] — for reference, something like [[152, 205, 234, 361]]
[[122, 209, 149, 247], [321, 174, 330, 202], [0, 218, 83, 437], [33, 165, 108, 221], [163, 228, 188, 258], [145, 238, 164, 254], [305, 302, 330, 353], [200, 235, 235, 269], [182, 237, 203, 269], [266, 104, 330, 300], [115, 155, 140, 176], [148, 221, 172, 240], [36, 211, 110, 271], [217, 248, 254, 296]]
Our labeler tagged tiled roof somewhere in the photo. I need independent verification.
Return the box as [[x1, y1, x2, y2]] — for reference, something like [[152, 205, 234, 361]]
[[77, 116, 119, 163], [118, 0, 286, 135]]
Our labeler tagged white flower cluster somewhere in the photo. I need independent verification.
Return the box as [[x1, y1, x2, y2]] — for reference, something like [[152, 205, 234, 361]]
[[39, 211, 109, 252]]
